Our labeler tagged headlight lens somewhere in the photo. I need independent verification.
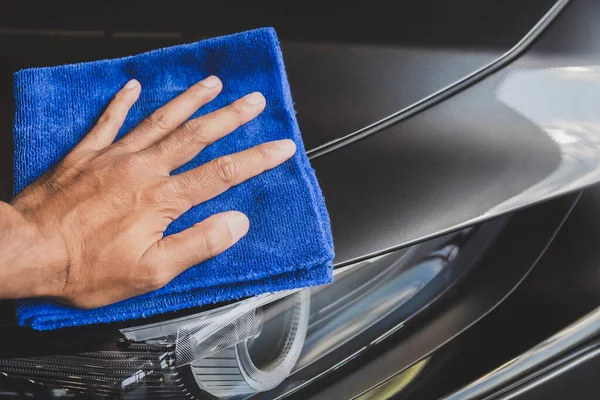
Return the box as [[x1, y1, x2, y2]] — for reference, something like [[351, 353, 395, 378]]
[[188, 291, 310, 397], [0, 225, 494, 399]]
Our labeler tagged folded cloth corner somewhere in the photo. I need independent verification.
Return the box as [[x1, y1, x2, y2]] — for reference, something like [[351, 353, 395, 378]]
[[12, 27, 334, 330]]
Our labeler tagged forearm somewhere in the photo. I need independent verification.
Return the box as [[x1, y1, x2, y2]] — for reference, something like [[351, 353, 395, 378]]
[[0, 201, 63, 299]]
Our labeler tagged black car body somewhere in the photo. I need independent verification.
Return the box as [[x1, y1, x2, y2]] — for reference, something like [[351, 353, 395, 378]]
[[1, 0, 600, 398]]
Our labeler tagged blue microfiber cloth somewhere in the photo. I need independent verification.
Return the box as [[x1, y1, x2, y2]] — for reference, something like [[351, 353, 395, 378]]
[[12, 28, 334, 330]]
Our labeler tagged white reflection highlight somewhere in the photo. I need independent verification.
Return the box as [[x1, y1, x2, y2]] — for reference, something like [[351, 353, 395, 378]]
[[488, 65, 600, 215], [546, 128, 578, 145], [562, 66, 594, 73]]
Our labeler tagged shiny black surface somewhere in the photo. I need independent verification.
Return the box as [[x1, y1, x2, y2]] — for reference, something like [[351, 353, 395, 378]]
[[315, 67, 562, 263], [375, 181, 600, 400], [404, 2, 600, 398], [311, 0, 578, 264], [304, 192, 579, 399], [389, 186, 600, 399]]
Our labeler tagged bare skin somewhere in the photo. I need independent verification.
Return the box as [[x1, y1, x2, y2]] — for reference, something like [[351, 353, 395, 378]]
[[0, 76, 296, 308]]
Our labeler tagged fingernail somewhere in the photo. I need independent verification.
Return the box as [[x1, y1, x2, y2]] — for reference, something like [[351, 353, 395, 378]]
[[244, 92, 265, 105], [124, 79, 139, 90], [274, 139, 296, 154], [228, 212, 250, 241], [201, 75, 220, 88]]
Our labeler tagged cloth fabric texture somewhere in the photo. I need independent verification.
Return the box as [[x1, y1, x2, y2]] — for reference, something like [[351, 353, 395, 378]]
[[12, 27, 334, 330]]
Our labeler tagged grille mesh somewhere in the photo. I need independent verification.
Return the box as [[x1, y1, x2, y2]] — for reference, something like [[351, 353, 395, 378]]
[[0, 343, 192, 399]]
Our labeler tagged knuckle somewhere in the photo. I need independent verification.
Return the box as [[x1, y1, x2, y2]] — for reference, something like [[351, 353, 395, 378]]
[[164, 177, 194, 210], [142, 180, 172, 204], [227, 103, 243, 116], [145, 141, 167, 160], [97, 111, 114, 125], [115, 154, 137, 171], [181, 119, 209, 145], [255, 144, 271, 159], [226, 103, 244, 124], [213, 156, 240, 183], [140, 180, 186, 215], [147, 110, 172, 131]]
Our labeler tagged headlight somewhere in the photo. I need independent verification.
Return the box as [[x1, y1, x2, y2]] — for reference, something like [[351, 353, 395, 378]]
[[184, 291, 310, 397], [0, 223, 499, 399]]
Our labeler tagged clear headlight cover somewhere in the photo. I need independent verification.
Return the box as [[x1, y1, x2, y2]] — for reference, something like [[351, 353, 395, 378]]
[[0, 223, 499, 399]]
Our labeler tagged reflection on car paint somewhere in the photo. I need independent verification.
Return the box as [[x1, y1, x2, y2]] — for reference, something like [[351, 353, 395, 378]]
[[491, 65, 600, 215]]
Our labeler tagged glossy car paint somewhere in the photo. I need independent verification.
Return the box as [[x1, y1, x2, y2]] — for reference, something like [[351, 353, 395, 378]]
[[301, 192, 580, 400], [328, 1, 600, 397]]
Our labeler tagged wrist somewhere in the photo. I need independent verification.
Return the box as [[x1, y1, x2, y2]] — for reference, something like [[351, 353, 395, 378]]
[[0, 201, 68, 299]]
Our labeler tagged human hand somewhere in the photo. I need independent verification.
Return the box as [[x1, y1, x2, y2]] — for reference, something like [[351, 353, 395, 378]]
[[5, 76, 296, 308]]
